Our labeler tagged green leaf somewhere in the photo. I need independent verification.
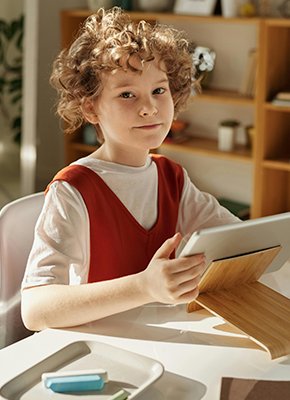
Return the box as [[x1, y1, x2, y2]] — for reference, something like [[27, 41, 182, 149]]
[[13, 131, 21, 144], [4, 22, 13, 40], [9, 78, 22, 92], [12, 115, 21, 129], [10, 20, 19, 37], [11, 93, 22, 104], [0, 20, 8, 36], [16, 30, 23, 50], [0, 77, 5, 90], [6, 65, 22, 74]]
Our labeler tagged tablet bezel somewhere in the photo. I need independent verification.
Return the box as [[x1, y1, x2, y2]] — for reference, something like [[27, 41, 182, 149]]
[[178, 212, 290, 274]]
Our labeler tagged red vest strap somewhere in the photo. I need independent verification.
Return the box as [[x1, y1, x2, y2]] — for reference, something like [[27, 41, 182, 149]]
[[47, 155, 184, 282]]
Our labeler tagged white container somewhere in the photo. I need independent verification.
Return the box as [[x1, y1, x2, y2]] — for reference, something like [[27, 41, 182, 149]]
[[87, 0, 113, 10], [138, 0, 171, 12], [218, 126, 237, 152], [221, 0, 239, 17]]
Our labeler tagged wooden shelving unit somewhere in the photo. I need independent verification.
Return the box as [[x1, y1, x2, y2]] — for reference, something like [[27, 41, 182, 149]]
[[195, 88, 255, 106], [161, 137, 252, 163], [60, 10, 290, 218], [252, 18, 290, 217]]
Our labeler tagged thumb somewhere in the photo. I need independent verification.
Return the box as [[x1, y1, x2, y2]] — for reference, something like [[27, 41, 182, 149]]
[[153, 233, 182, 260]]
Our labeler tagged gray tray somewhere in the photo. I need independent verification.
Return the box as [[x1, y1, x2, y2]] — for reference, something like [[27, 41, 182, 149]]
[[0, 340, 164, 399]]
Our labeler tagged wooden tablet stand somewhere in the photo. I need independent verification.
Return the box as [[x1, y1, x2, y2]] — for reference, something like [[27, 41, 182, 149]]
[[187, 246, 290, 359]]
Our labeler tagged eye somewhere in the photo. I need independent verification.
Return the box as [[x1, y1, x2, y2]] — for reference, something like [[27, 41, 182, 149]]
[[153, 87, 166, 95], [120, 91, 134, 99]]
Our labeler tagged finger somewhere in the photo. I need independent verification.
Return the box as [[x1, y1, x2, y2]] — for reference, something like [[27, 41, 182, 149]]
[[172, 262, 206, 286], [171, 287, 199, 304], [175, 286, 200, 304], [175, 274, 202, 297], [152, 232, 182, 260], [164, 269, 203, 303], [162, 253, 205, 274], [173, 254, 206, 273]]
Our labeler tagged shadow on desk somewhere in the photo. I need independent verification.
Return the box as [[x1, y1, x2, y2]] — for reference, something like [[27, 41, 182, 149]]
[[68, 306, 259, 352], [142, 371, 207, 400], [67, 264, 290, 356]]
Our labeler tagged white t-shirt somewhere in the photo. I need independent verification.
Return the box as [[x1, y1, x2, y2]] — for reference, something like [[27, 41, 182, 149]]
[[22, 155, 239, 289]]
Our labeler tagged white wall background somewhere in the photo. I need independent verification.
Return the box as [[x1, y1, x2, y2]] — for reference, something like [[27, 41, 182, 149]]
[[22, 0, 87, 194], [0, 2, 22, 16]]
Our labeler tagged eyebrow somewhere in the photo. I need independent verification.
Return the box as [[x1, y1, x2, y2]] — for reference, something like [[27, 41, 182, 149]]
[[112, 78, 169, 90]]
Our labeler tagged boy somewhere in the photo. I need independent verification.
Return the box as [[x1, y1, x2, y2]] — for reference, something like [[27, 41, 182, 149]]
[[21, 7, 239, 331]]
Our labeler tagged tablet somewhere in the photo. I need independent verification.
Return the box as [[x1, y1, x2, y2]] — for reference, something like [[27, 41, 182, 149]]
[[178, 212, 290, 274]]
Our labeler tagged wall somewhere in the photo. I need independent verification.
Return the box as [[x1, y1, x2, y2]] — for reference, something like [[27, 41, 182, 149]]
[[22, 0, 87, 194]]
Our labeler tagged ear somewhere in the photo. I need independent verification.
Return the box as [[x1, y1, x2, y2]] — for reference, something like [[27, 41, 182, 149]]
[[81, 99, 99, 124]]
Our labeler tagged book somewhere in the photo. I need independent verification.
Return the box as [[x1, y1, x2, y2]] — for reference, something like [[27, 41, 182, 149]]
[[218, 197, 250, 220], [220, 377, 290, 400], [271, 91, 290, 107], [275, 91, 290, 101], [271, 99, 290, 107], [239, 49, 257, 97]]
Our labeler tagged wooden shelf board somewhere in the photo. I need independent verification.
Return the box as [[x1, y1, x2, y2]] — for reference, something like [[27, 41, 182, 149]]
[[62, 10, 260, 25], [265, 102, 290, 112], [262, 159, 290, 171], [131, 13, 260, 25], [265, 18, 290, 28], [195, 88, 255, 105], [71, 142, 98, 153], [161, 137, 252, 163], [61, 9, 91, 18], [70, 138, 252, 163]]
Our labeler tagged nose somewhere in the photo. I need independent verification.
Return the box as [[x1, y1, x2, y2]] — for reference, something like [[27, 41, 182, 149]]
[[138, 97, 158, 117]]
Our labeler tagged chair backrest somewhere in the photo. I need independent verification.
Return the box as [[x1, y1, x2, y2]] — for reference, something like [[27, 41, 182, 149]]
[[0, 192, 44, 348]]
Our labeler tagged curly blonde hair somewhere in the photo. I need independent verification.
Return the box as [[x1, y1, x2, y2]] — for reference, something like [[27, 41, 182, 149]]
[[50, 7, 196, 136]]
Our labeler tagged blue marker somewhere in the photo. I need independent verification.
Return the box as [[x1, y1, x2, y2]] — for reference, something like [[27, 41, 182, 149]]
[[44, 374, 105, 393]]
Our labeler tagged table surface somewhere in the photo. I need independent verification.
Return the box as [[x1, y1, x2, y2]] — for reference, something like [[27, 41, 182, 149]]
[[0, 262, 290, 400]]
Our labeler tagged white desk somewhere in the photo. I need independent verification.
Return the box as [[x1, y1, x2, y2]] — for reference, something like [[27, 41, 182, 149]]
[[0, 262, 290, 399]]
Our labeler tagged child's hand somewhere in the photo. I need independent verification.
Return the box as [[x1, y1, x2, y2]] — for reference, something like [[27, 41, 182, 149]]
[[141, 233, 206, 305]]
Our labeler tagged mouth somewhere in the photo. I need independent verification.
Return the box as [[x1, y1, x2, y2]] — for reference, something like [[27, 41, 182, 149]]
[[134, 123, 163, 130]]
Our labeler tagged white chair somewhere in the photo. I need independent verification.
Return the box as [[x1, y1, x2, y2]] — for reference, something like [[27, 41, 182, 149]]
[[0, 192, 44, 348]]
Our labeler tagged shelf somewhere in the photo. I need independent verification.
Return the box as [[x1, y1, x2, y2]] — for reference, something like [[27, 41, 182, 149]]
[[262, 159, 290, 172], [130, 12, 260, 25], [71, 142, 98, 153], [63, 10, 260, 25], [161, 137, 252, 163], [195, 88, 255, 106], [69, 138, 252, 164], [265, 18, 290, 28], [70, 142, 97, 155], [264, 102, 290, 112]]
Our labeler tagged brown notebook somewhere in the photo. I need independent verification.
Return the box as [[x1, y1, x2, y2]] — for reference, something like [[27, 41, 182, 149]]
[[220, 377, 290, 400]]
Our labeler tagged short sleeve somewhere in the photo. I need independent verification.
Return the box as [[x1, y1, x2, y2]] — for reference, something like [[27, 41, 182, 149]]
[[21, 180, 90, 289], [176, 168, 241, 244]]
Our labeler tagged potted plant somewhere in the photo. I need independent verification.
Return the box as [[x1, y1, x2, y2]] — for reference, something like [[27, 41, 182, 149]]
[[191, 44, 216, 89], [0, 14, 24, 144]]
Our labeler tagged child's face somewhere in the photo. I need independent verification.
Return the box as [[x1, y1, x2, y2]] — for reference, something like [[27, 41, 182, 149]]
[[90, 56, 174, 163]]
